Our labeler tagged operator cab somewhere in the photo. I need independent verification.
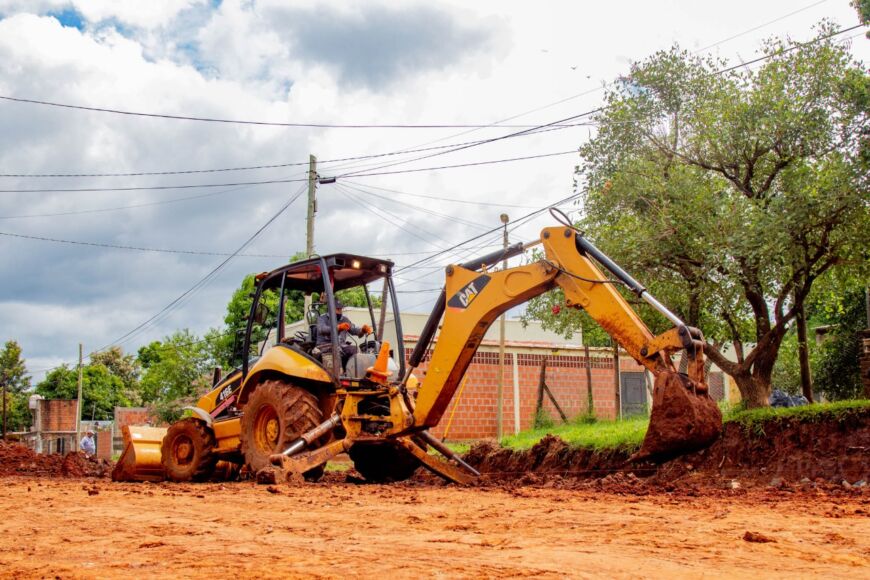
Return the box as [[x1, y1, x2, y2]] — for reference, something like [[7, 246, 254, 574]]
[[241, 253, 406, 383]]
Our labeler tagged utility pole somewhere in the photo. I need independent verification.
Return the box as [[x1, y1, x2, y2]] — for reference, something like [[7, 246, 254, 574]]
[[75, 343, 83, 452], [304, 154, 317, 314], [496, 213, 509, 440], [1, 373, 7, 441], [613, 341, 621, 420]]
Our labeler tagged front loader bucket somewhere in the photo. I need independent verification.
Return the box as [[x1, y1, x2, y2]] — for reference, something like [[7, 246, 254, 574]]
[[111, 425, 168, 482], [633, 372, 722, 463]]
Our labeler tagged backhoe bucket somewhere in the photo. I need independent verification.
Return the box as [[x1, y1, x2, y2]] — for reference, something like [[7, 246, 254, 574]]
[[633, 372, 722, 462], [111, 425, 167, 482]]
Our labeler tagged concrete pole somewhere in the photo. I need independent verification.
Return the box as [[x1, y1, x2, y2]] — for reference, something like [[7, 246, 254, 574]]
[[304, 154, 317, 313], [75, 343, 83, 452], [1, 376, 6, 440], [496, 214, 509, 440], [613, 342, 621, 420]]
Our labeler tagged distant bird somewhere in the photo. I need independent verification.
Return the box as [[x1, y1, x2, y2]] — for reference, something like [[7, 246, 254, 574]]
[[570, 66, 577, 70]]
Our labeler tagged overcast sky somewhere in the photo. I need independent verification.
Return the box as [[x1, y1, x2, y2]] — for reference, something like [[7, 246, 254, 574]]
[[0, 0, 866, 380]]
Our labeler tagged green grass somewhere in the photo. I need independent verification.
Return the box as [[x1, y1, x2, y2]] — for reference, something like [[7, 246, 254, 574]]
[[324, 461, 351, 472], [499, 415, 649, 452], [480, 400, 870, 453], [723, 399, 870, 437]]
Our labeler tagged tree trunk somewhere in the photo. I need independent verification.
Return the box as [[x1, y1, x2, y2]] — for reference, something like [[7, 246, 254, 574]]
[[731, 371, 770, 408], [796, 300, 814, 403]]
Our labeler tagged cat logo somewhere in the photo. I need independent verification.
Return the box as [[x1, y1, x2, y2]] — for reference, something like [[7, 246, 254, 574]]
[[447, 275, 491, 309]]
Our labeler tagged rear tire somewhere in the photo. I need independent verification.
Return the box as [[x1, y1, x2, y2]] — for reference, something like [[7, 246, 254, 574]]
[[161, 418, 217, 482], [240, 379, 325, 481], [349, 441, 422, 483]]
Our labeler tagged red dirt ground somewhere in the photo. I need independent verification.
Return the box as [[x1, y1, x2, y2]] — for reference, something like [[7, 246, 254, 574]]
[[0, 411, 866, 577], [0, 475, 867, 578]]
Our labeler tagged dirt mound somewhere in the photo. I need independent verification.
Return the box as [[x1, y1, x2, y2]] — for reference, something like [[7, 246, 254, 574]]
[[0, 441, 112, 478], [464, 408, 870, 485]]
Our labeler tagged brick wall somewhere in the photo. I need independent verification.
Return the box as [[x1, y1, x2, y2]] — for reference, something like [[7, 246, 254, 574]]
[[113, 407, 154, 429], [95, 430, 113, 460], [38, 399, 78, 432], [409, 346, 645, 440]]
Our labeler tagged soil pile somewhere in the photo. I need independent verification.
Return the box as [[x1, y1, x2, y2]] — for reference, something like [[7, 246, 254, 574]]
[[464, 407, 870, 485], [0, 441, 112, 478]]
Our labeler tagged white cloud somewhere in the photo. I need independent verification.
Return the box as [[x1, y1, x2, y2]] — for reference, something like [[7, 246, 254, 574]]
[[0, 0, 866, 381]]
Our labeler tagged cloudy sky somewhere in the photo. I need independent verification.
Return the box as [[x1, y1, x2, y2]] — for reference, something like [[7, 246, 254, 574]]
[[0, 0, 866, 379]]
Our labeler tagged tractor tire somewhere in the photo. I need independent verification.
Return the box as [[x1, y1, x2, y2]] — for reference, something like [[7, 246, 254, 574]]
[[240, 379, 324, 481], [349, 441, 423, 483], [161, 418, 217, 482]]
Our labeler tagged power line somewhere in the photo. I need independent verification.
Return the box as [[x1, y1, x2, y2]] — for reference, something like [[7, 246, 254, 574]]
[[338, 150, 578, 180], [333, 184, 449, 250], [0, 123, 591, 178], [0, 180, 294, 220], [342, 2, 838, 178], [0, 175, 309, 194], [337, 182, 490, 231], [0, 150, 576, 194], [694, 0, 829, 53], [97, 184, 307, 351], [0, 230, 294, 257], [714, 23, 864, 75], [395, 192, 579, 275], [0, 93, 588, 129], [342, 180, 539, 209], [347, 22, 865, 183]]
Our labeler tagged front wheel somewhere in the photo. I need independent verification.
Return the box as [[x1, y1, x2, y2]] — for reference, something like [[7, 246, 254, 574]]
[[240, 379, 325, 480], [161, 418, 217, 482]]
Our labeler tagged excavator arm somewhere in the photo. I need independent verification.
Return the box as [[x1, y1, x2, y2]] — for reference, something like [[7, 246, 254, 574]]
[[409, 225, 721, 461]]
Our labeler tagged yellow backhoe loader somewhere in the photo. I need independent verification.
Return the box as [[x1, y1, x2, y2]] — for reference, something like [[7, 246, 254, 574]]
[[114, 210, 721, 484]]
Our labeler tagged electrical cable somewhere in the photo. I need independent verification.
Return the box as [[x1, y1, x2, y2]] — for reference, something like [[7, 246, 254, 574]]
[[96, 183, 307, 351], [0, 230, 296, 257], [0, 123, 591, 178], [0, 93, 588, 129], [0, 179, 298, 220], [0, 151, 575, 194], [336, 182, 490, 231], [341, 180, 539, 209], [332, 183, 449, 250]]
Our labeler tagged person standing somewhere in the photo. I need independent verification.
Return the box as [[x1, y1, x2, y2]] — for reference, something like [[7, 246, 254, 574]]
[[80, 430, 96, 457]]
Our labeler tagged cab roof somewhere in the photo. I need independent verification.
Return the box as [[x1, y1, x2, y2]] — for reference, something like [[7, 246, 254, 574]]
[[256, 253, 394, 294]]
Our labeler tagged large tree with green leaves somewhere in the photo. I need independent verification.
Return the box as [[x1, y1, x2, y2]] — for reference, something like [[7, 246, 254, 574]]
[[1, 340, 32, 431], [534, 23, 868, 407], [36, 364, 131, 421], [138, 329, 215, 422]]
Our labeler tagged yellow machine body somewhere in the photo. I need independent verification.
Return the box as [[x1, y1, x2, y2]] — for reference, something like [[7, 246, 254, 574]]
[[116, 223, 721, 485]]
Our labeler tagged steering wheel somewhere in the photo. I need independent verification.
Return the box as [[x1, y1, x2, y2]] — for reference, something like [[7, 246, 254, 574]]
[[359, 339, 380, 355]]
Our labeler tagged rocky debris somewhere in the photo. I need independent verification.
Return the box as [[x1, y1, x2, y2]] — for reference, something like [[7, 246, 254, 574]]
[[743, 531, 776, 543], [461, 407, 870, 488], [0, 440, 112, 478]]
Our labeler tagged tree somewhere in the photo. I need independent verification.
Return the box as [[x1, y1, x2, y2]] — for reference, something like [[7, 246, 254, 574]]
[[36, 364, 130, 421], [853, 1, 870, 37], [0, 340, 32, 432], [812, 287, 866, 400], [532, 24, 868, 407], [90, 346, 141, 404], [138, 330, 214, 423]]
